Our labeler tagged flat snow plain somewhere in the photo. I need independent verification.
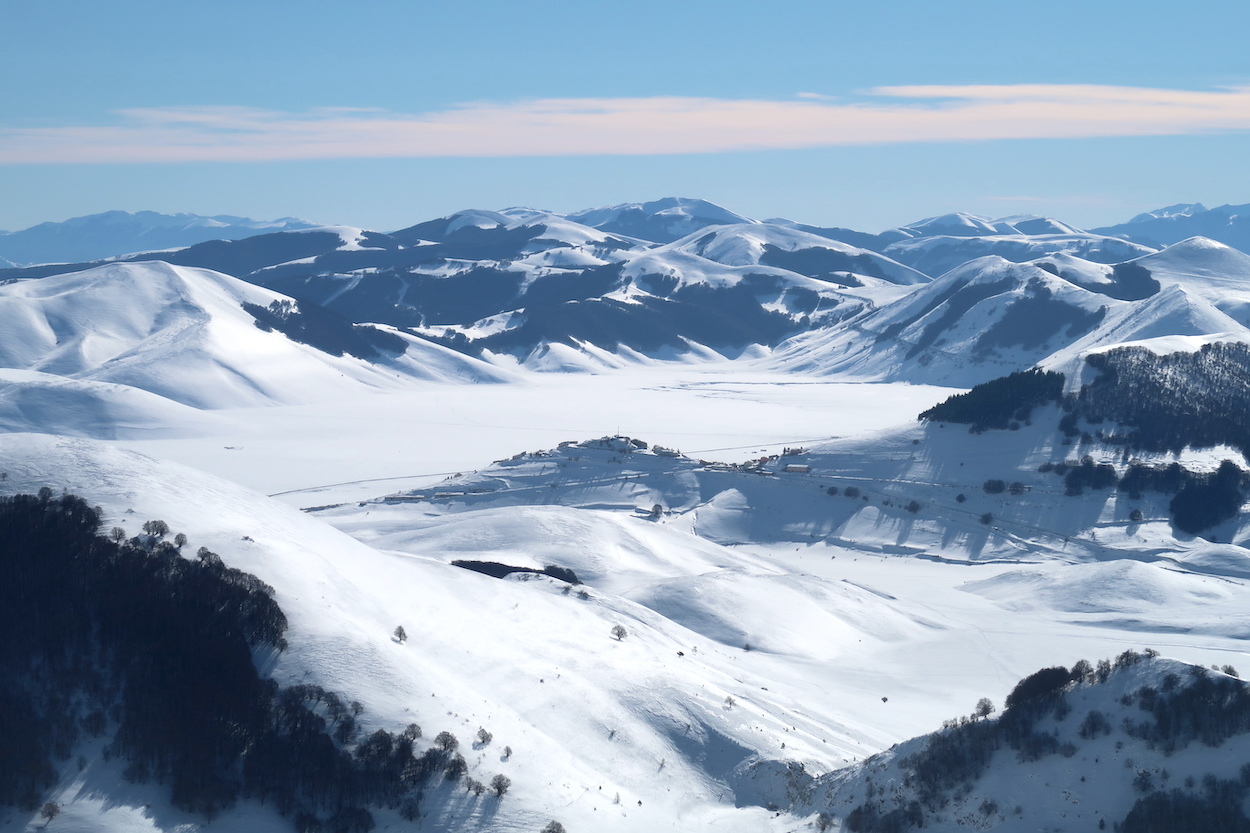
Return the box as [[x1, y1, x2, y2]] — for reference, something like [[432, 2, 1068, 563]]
[[111, 366, 953, 506]]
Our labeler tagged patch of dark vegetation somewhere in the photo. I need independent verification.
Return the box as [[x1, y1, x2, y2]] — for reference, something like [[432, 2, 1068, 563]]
[[0, 490, 497, 825], [244, 299, 406, 359], [1118, 774, 1250, 833], [451, 559, 581, 585], [1058, 456, 1119, 496], [919, 369, 1065, 432]]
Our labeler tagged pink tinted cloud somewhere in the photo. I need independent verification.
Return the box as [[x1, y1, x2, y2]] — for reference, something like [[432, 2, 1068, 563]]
[[2, 84, 1249, 164]]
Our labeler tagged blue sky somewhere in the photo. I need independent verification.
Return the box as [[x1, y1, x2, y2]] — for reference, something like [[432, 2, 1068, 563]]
[[3, 0, 1248, 232]]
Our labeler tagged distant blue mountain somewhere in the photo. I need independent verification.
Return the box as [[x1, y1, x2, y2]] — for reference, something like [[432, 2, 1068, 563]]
[[1093, 203, 1250, 254], [0, 210, 319, 266]]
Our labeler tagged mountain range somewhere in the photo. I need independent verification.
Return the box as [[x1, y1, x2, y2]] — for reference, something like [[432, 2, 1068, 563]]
[[4, 196, 1250, 832], [5, 199, 1250, 383]]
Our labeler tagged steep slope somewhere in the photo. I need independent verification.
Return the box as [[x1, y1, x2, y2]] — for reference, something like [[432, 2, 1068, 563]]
[[0, 210, 318, 266], [1129, 237, 1250, 326]]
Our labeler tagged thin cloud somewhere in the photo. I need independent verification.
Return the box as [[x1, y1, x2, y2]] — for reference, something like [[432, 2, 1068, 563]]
[[2, 84, 1249, 164]]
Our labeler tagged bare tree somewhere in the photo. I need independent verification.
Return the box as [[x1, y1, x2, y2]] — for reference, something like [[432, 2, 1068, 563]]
[[393, 625, 407, 643], [974, 697, 996, 720], [142, 519, 169, 538], [611, 624, 627, 641], [490, 773, 512, 797], [39, 802, 60, 828]]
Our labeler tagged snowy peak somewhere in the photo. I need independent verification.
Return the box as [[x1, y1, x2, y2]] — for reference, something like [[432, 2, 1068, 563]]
[[892, 212, 1086, 239], [1135, 235, 1250, 285], [895, 211, 1005, 238], [566, 197, 757, 243], [0, 210, 319, 266]]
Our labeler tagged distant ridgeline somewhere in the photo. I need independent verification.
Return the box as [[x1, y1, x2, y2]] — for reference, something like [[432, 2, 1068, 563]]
[[920, 343, 1250, 534], [0, 491, 504, 830]]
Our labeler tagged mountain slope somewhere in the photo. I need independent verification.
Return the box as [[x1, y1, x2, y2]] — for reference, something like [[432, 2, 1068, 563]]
[[766, 257, 1118, 384], [0, 261, 509, 412]]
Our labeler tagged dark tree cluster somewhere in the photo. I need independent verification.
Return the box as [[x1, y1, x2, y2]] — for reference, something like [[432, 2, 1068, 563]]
[[1120, 666, 1250, 752], [451, 559, 581, 585], [919, 369, 1065, 432], [1042, 456, 1119, 496], [0, 491, 492, 827], [1118, 773, 1250, 833], [932, 343, 1250, 458], [1038, 457, 1248, 534], [1072, 342, 1250, 457]]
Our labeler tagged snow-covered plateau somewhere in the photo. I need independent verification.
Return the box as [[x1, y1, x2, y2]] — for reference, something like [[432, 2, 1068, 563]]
[[3, 199, 1250, 833]]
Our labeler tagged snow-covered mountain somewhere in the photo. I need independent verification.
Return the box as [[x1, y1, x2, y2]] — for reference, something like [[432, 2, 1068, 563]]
[[0, 210, 319, 266], [660, 223, 927, 287], [565, 196, 757, 243], [1094, 201, 1250, 253], [0, 261, 508, 420], [872, 212, 1156, 278], [1, 206, 893, 365], [766, 237, 1250, 386]]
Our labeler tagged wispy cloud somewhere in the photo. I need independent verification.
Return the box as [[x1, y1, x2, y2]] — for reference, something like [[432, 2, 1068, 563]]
[[3, 84, 1249, 164]]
